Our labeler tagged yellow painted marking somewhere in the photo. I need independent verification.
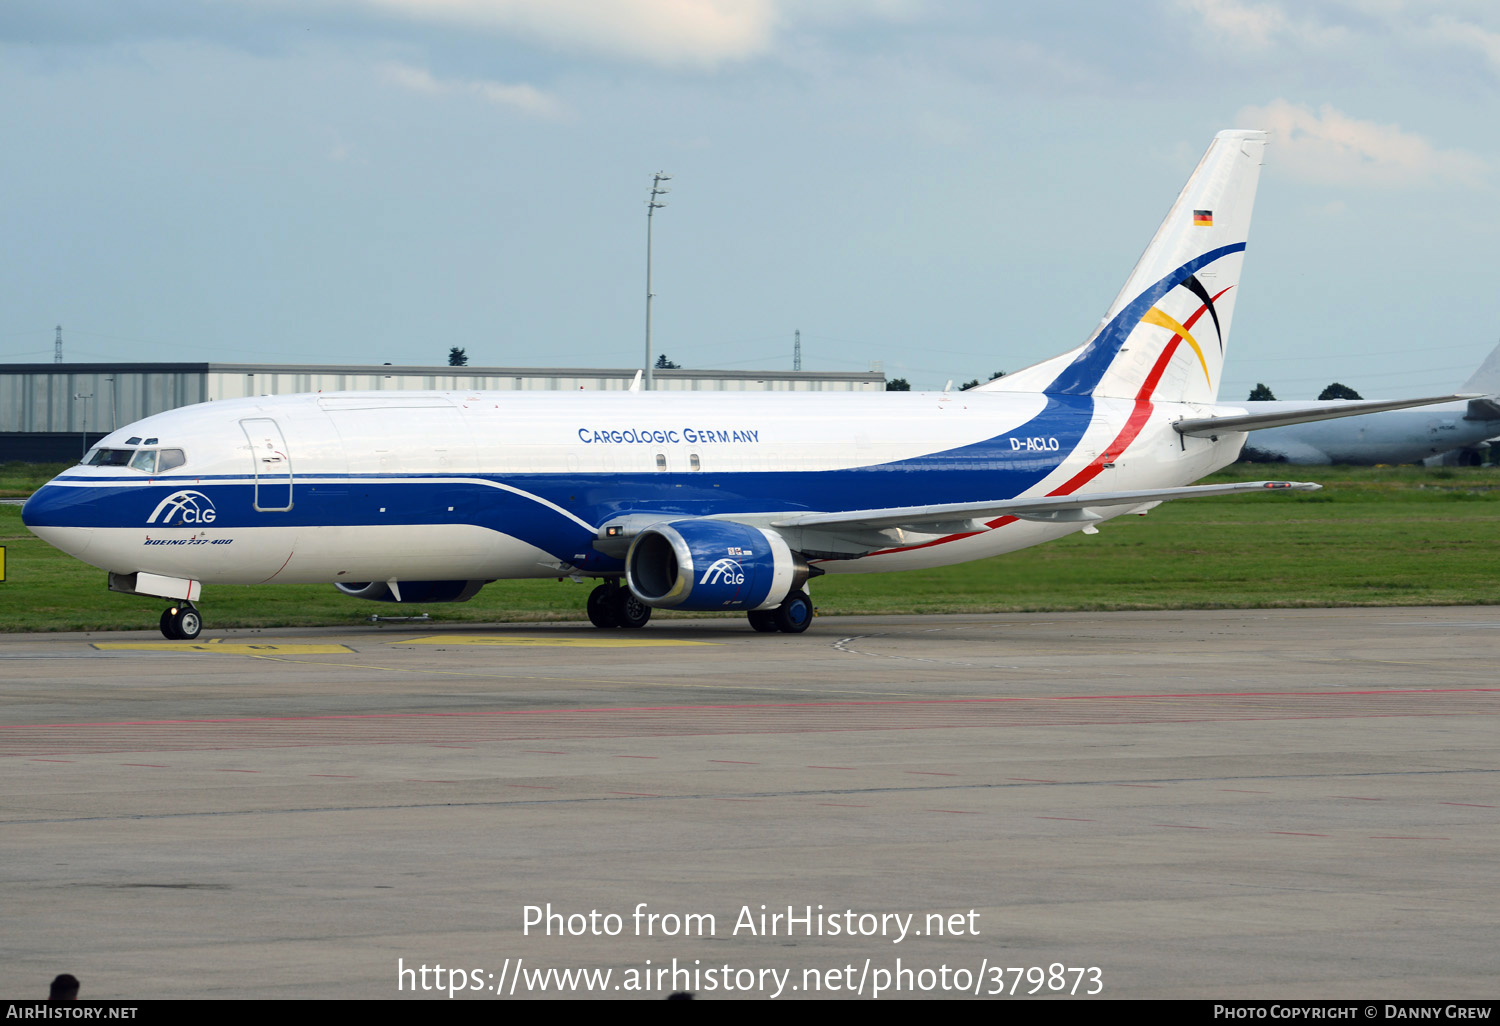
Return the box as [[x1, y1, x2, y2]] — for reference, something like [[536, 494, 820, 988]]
[[92, 642, 355, 654], [1141, 306, 1211, 385], [394, 635, 717, 649]]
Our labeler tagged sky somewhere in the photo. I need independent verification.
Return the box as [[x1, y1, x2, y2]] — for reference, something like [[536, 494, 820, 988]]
[[2, 0, 1498, 397]]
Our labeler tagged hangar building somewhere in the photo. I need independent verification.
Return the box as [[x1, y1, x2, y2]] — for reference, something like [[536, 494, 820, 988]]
[[0, 362, 886, 461]]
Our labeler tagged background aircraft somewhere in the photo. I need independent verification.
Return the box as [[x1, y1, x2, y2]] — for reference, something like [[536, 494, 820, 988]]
[[1241, 341, 1500, 465], [27, 130, 1460, 640]]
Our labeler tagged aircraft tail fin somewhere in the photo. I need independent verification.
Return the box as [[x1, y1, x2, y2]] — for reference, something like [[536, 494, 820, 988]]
[[1458, 339, 1500, 396], [979, 130, 1267, 403]]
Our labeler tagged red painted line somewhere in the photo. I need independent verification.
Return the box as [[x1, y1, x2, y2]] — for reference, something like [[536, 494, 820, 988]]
[[807, 766, 856, 770], [433, 745, 473, 749], [122, 763, 167, 768], [615, 755, 659, 759], [1331, 795, 1382, 801], [1440, 802, 1496, 808], [261, 547, 297, 584], [3, 687, 1493, 729], [1044, 395, 1154, 498], [864, 528, 985, 558], [864, 292, 1233, 558], [29, 759, 72, 763], [407, 779, 457, 783], [1037, 816, 1095, 822], [310, 774, 357, 778], [1271, 831, 1330, 837], [214, 769, 258, 773], [709, 760, 760, 765], [906, 771, 958, 776], [929, 809, 979, 815], [1155, 823, 1210, 830], [1134, 290, 1227, 401], [1045, 292, 1230, 497], [1138, 340, 1184, 402], [507, 784, 555, 790]]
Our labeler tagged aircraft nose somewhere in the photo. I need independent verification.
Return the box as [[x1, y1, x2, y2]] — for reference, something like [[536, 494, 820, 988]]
[[22, 482, 98, 558], [23, 481, 80, 528]]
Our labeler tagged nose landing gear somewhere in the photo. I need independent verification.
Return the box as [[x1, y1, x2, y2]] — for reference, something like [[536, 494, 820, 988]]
[[160, 603, 203, 641]]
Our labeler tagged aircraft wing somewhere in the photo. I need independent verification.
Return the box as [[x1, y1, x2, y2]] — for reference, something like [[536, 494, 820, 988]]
[[1174, 395, 1475, 436], [768, 480, 1319, 533]]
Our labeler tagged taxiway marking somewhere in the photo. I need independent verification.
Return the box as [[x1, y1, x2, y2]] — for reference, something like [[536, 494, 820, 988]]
[[92, 641, 355, 654], [391, 634, 717, 648]]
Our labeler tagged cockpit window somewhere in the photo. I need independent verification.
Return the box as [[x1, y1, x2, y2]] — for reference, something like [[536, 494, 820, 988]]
[[80, 447, 186, 472], [86, 448, 135, 467], [125, 437, 142, 445]]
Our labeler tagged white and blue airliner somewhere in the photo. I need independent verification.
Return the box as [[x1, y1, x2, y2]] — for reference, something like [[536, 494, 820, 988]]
[[21, 131, 1458, 640]]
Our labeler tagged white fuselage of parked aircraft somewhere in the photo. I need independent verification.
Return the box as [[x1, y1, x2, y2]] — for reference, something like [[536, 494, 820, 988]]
[[23, 385, 1238, 586]]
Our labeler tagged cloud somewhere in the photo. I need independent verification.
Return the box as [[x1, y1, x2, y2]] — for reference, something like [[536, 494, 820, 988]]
[[384, 62, 568, 117], [1177, 0, 1291, 48], [1426, 15, 1500, 74], [1236, 99, 1487, 188], [358, 0, 779, 67], [1176, 0, 1351, 49]]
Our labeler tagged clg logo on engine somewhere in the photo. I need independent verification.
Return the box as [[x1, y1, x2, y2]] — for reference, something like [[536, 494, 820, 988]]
[[698, 558, 746, 586], [147, 490, 218, 525]]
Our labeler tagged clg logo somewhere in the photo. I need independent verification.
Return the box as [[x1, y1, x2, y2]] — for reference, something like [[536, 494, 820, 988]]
[[147, 490, 217, 525], [698, 558, 746, 586]]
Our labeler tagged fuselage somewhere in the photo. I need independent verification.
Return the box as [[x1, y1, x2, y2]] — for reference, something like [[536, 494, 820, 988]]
[[1242, 400, 1500, 465], [22, 388, 1241, 587]]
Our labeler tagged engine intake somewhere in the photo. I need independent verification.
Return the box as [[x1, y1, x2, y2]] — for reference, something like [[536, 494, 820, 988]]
[[626, 520, 806, 611]]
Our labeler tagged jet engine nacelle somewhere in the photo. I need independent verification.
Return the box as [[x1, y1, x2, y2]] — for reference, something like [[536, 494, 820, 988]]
[[334, 580, 488, 603], [626, 519, 806, 611]]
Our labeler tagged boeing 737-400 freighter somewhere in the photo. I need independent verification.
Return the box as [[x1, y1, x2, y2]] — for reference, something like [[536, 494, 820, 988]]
[[21, 130, 1463, 640]]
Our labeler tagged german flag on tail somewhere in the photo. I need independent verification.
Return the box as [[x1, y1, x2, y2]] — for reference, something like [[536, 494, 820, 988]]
[[1193, 209, 1213, 226]]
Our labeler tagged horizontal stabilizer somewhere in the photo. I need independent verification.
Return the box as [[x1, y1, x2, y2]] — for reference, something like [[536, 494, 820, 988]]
[[1174, 395, 1473, 437], [770, 480, 1319, 534]]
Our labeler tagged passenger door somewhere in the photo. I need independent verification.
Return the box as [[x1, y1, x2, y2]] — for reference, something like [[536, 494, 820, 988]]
[[241, 418, 293, 511]]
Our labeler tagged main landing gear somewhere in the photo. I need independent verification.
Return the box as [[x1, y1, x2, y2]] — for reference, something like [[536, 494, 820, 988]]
[[587, 581, 652, 629], [583, 582, 813, 634], [748, 589, 813, 634], [159, 602, 203, 641]]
